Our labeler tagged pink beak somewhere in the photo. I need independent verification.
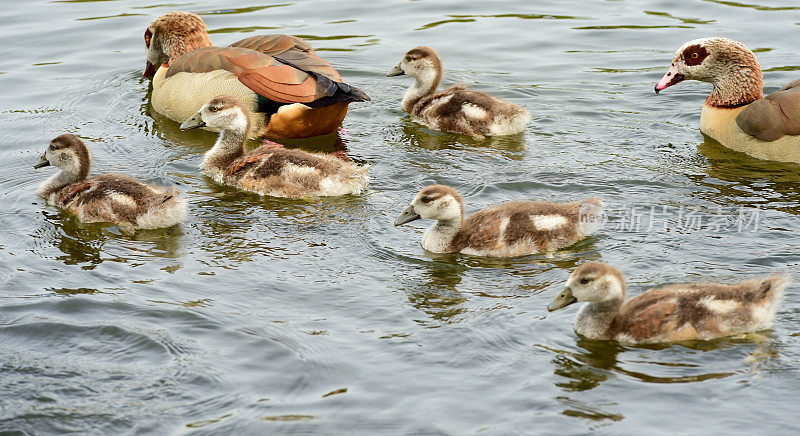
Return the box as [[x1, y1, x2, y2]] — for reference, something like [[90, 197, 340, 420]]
[[654, 64, 684, 93], [143, 61, 156, 79]]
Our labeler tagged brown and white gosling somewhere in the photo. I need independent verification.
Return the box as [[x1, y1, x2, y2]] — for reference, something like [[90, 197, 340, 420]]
[[34, 134, 186, 234], [394, 185, 603, 257], [655, 37, 800, 163], [181, 95, 369, 198], [548, 262, 787, 344], [387, 47, 531, 137]]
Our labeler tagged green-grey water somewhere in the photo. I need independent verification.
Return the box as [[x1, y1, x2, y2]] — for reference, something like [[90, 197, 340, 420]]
[[2, 1, 800, 434]]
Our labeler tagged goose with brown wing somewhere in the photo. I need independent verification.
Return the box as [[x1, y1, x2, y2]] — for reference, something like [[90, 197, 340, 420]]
[[143, 12, 369, 139], [656, 37, 800, 163]]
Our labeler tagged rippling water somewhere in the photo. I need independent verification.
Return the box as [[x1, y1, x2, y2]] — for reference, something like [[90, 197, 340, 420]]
[[2, 0, 800, 434]]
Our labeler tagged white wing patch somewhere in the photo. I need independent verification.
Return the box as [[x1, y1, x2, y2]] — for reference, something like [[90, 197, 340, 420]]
[[461, 103, 488, 119], [698, 296, 742, 314], [109, 192, 137, 208], [531, 214, 568, 230]]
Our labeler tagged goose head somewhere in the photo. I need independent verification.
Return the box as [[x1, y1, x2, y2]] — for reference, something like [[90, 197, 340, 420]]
[[34, 134, 91, 181], [548, 262, 626, 312], [655, 37, 763, 106], [181, 95, 251, 136], [395, 184, 463, 226], [387, 46, 443, 88], [143, 11, 212, 78]]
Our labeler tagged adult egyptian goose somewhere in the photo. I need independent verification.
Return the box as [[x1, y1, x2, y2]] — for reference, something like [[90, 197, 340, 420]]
[[394, 185, 602, 257], [655, 37, 800, 163], [143, 11, 369, 139], [387, 47, 531, 137], [548, 262, 787, 344], [181, 95, 368, 198], [34, 134, 186, 234]]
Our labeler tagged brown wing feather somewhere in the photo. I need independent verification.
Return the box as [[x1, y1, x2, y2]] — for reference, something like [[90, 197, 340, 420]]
[[226, 154, 270, 177], [623, 299, 677, 341], [231, 34, 315, 56], [230, 34, 340, 82], [737, 80, 800, 141], [166, 46, 328, 103]]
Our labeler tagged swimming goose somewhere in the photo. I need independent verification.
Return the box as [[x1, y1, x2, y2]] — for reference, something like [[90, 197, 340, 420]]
[[655, 37, 800, 163], [143, 11, 369, 139], [181, 95, 368, 198], [34, 134, 186, 234], [387, 47, 531, 137], [394, 185, 602, 257], [548, 262, 787, 344]]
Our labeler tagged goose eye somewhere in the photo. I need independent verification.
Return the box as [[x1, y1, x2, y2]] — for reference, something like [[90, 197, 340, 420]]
[[580, 277, 591, 284]]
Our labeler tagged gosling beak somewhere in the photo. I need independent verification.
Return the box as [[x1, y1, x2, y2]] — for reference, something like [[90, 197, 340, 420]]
[[180, 112, 206, 130], [547, 287, 578, 312], [143, 61, 156, 79], [394, 205, 420, 226], [33, 153, 50, 169], [654, 64, 684, 94], [387, 63, 405, 77]]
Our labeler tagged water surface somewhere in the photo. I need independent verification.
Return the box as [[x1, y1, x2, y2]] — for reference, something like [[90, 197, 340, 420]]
[[2, 0, 800, 434]]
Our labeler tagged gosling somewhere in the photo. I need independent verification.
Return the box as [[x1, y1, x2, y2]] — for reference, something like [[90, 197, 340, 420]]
[[34, 134, 186, 234], [394, 185, 603, 257], [181, 95, 368, 199], [388, 46, 531, 137], [548, 262, 787, 344]]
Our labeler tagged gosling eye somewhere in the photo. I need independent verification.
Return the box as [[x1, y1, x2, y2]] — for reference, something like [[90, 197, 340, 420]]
[[579, 277, 591, 285]]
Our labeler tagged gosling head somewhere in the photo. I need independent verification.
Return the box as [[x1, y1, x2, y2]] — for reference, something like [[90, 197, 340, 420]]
[[655, 37, 762, 94], [394, 184, 463, 226], [34, 134, 91, 180], [180, 95, 251, 135], [548, 262, 626, 312], [143, 11, 210, 78], [387, 46, 443, 83]]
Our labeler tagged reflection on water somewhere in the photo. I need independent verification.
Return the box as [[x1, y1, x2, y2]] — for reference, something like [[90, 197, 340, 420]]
[[404, 258, 467, 322], [693, 136, 800, 213], [35, 209, 184, 269], [399, 118, 528, 153], [543, 332, 779, 398]]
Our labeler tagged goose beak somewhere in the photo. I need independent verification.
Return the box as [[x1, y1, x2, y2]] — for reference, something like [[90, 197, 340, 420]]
[[143, 61, 156, 79], [33, 153, 50, 169], [387, 63, 405, 77], [180, 112, 206, 130], [548, 287, 578, 312], [394, 205, 420, 226], [654, 64, 684, 94]]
